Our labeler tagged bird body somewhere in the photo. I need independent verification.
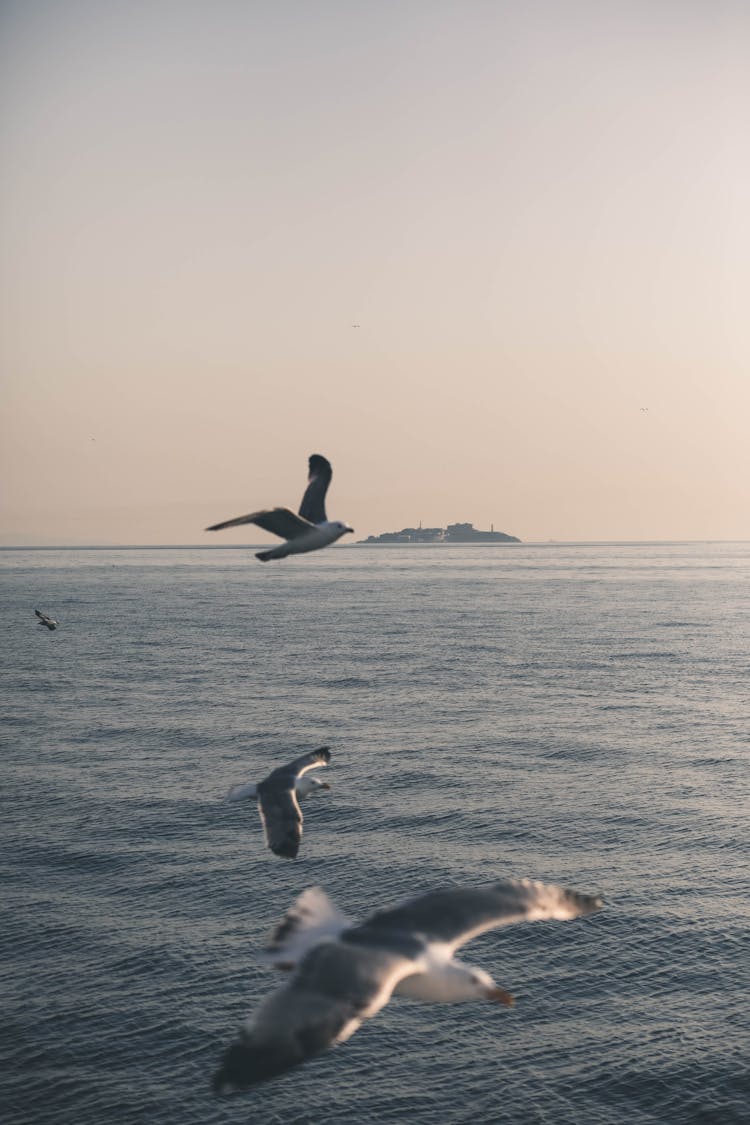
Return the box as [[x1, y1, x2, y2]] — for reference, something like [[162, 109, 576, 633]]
[[206, 455, 353, 561], [254, 518, 351, 561], [213, 878, 603, 1093], [225, 774, 330, 804], [224, 748, 331, 858], [35, 610, 58, 630]]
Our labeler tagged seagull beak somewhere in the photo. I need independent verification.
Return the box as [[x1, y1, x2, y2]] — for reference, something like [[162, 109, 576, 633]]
[[320, 782, 332, 790], [485, 986, 514, 1007]]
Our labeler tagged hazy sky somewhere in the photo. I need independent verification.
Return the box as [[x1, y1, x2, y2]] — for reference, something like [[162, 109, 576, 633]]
[[1, 0, 748, 545]]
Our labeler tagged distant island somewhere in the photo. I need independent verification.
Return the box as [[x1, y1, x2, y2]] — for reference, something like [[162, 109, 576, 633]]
[[359, 522, 521, 544]]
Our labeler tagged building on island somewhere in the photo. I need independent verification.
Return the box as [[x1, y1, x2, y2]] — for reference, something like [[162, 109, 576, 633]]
[[359, 522, 520, 544]]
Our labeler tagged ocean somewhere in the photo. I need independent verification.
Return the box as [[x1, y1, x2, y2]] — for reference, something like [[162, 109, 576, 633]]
[[1, 541, 748, 1124]]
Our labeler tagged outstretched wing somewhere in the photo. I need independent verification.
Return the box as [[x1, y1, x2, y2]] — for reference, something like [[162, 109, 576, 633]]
[[363, 878, 603, 952], [206, 507, 315, 538], [213, 938, 416, 1093], [298, 454, 332, 524], [269, 746, 331, 782], [257, 748, 331, 858], [256, 784, 303, 859]]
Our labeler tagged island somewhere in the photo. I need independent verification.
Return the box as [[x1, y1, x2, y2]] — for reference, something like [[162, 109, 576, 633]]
[[358, 522, 520, 544]]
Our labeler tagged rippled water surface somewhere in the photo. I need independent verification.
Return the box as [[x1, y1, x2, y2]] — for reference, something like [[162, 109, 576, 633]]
[[1, 542, 748, 1124]]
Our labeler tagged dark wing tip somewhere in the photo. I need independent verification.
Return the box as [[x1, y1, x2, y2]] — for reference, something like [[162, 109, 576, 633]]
[[570, 888, 605, 915], [315, 746, 331, 765], [213, 1039, 296, 1094], [271, 839, 300, 859], [299, 457, 333, 523], [308, 454, 332, 478], [511, 878, 604, 921]]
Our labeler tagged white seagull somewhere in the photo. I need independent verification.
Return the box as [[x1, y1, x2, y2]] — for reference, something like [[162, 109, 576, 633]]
[[35, 610, 58, 630], [213, 877, 603, 1093], [206, 454, 353, 561], [225, 747, 331, 859]]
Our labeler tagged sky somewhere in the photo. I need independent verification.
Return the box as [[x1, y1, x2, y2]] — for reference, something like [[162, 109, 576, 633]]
[[1, 0, 748, 545]]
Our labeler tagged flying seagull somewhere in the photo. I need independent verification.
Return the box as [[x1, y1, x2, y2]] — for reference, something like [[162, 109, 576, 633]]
[[225, 747, 332, 859], [35, 610, 58, 631], [213, 877, 603, 1093], [206, 454, 353, 561]]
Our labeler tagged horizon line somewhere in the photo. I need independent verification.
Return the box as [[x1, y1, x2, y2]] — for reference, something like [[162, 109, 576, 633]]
[[1, 539, 747, 551]]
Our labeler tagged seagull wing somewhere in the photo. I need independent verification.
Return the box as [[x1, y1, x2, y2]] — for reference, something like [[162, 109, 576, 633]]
[[213, 938, 418, 1092], [256, 782, 303, 859], [298, 454, 332, 524], [206, 507, 315, 538], [271, 746, 331, 781], [363, 878, 603, 953], [256, 748, 331, 858]]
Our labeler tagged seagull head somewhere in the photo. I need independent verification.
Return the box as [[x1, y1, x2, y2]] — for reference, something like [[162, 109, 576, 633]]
[[296, 776, 332, 798], [421, 960, 514, 1004], [317, 520, 354, 544], [457, 965, 515, 1006]]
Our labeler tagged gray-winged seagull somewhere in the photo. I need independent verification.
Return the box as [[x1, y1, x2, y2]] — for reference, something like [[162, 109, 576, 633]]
[[206, 454, 353, 561], [225, 747, 331, 859], [35, 610, 58, 630], [213, 877, 603, 1093]]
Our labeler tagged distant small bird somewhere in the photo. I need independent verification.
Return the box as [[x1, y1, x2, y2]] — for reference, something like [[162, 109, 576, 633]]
[[213, 877, 603, 1093], [225, 747, 332, 858], [206, 454, 353, 562], [35, 610, 58, 630]]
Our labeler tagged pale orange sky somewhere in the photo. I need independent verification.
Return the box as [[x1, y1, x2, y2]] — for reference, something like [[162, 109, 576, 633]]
[[1, 0, 748, 545]]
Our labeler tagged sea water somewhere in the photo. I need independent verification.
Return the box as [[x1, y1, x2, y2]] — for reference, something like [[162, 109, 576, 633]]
[[0, 542, 748, 1124]]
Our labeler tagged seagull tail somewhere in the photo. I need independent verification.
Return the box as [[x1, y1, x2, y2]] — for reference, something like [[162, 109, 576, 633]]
[[255, 546, 290, 560], [225, 781, 257, 803], [258, 887, 350, 970], [255, 546, 290, 561]]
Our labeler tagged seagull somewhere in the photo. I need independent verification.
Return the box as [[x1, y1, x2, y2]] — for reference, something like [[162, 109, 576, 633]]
[[206, 454, 353, 562], [224, 747, 332, 859], [213, 877, 603, 1093], [35, 610, 58, 630]]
